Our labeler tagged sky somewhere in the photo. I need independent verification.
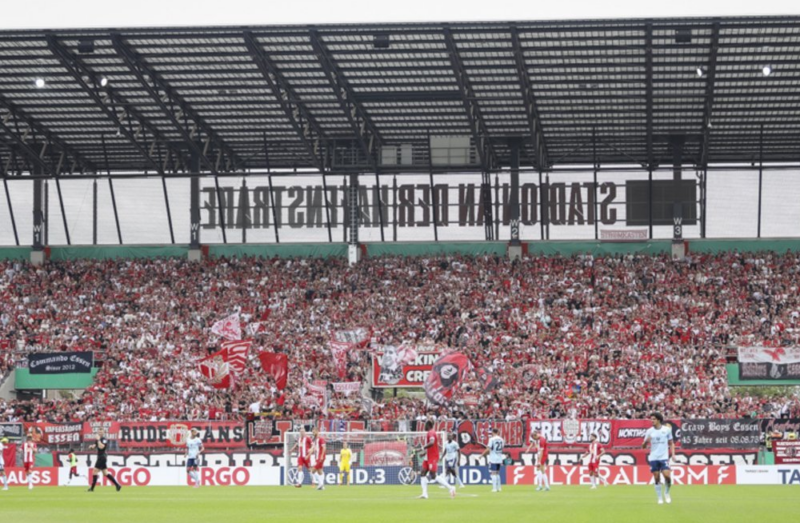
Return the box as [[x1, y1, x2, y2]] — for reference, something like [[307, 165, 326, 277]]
[[0, 0, 798, 30]]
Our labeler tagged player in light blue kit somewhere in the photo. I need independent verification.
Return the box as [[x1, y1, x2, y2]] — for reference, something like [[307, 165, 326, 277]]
[[186, 428, 205, 488], [443, 433, 465, 488], [480, 428, 504, 493], [642, 412, 675, 504]]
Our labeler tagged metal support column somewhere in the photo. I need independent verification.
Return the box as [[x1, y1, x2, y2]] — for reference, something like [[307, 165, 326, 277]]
[[44, 180, 49, 246], [162, 177, 175, 244], [701, 168, 708, 238], [392, 175, 398, 242], [509, 139, 521, 245], [267, 172, 280, 243], [321, 171, 333, 243], [671, 136, 685, 243], [348, 174, 359, 245], [757, 124, 764, 238], [348, 173, 360, 264], [538, 170, 545, 240], [55, 177, 71, 245], [648, 169, 654, 240], [429, 170, 439, 242], [190, 176, 201, 249], [593, 128, 599, 240], [3, 178, 19, 246], [33, 177, 44, 250], [375, 170, 385, 242], [92, 180, 98, 245]]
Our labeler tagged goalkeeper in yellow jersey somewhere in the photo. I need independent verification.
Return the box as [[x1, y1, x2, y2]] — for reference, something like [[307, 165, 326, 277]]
[[339, 442, 352, 486]]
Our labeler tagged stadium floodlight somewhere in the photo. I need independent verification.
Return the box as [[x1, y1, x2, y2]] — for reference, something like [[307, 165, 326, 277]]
[[696, 66, 705, 78], [762, 65, 773, 76], [100, 76, 109, 87], [34, 77, 45, 88]]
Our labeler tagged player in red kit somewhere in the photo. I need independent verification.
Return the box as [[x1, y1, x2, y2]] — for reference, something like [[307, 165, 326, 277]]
[[581, 433, 608, 489], [525, 429, 550, 492], [23, 436, 37, 490], [311, 427, 326, 490], [291, 427, 313, 488], [416, 420, 455, 499]]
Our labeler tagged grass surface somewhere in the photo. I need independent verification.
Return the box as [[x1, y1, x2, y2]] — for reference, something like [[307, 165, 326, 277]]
[[1, 485, 798, 523]]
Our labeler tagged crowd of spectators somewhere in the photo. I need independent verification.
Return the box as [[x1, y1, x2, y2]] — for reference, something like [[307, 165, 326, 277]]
[[2, 250, 800, 425]]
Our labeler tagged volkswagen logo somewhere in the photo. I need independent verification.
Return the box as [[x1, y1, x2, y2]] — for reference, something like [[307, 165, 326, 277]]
[[398, 467, 417, 485], [287, 467, 300, 486]]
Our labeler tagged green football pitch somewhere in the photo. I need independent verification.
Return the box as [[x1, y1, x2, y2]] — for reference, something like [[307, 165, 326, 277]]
[[1, 485, 798, 523]]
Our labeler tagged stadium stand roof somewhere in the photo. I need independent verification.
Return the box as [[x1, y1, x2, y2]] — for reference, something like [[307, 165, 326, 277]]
[[2, 16, 800, 177]]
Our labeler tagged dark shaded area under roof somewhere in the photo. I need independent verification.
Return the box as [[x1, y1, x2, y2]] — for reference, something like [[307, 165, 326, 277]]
[[1, 16, 800, 177]]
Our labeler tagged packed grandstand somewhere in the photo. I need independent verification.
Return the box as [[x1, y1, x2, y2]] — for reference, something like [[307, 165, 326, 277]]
[[2, 250, 799, 426]]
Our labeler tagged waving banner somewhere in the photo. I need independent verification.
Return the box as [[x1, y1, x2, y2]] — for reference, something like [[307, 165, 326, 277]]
[[258, 352, 288, 390], [329, 341, 351, 380], [424, 352, 471, 405], [211, 313, 242, 341], [332, 328, 371, 348]]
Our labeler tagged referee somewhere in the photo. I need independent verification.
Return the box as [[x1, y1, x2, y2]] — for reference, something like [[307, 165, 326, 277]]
[[88, 429, 122, 492]]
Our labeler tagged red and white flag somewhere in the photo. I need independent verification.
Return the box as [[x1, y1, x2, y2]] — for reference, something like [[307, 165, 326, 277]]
[[332, 328, 371, 348], [221, 340, 251, 374], [198, 340, 252, 388], [199, 351, 232, 389], [329, 341, 350, 379], [211, 313, 242, 341], [246, 322, 263, 336]]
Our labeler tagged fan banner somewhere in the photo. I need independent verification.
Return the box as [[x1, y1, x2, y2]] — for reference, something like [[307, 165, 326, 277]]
[[27, 352, 93, 374], [372, 348, 438, 388], [774, 441, 800, 464], [610, 419, 682, 448], [681, 419, 761, 449], [737, 346, 800, 364], [82, 421, 121, 441], [117, 422, 246, 449], [526, 419, 614, 446], [332, 382, 361, 395], [23, 422, 83, 445], [0, 422, 24, 441], [210, 313, 242, 341], [738, 362, 800, 381], [423, 352, 471, 405]]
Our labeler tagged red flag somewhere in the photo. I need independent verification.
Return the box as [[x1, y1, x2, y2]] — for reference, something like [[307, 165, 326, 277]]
[[258, 352, 288, 390], [424, 352, 471, 405], [3, 442, 16, 468], [211, 313, 242, 341], [220, 340, 251, 374]]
